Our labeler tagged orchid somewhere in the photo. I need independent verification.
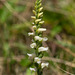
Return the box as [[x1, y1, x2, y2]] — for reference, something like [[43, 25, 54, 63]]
[[28, 0, 49, 75]]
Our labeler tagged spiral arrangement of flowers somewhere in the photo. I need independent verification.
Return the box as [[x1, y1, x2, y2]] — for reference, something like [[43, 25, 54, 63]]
[[28, 0, 49, 75]]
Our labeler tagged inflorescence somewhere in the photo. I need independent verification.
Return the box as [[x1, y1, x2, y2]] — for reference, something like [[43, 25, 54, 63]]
[[28, 0, 49, 75]]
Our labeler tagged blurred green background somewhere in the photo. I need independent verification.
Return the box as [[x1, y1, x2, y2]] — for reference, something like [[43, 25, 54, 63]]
[[0, 0, 75, 75]]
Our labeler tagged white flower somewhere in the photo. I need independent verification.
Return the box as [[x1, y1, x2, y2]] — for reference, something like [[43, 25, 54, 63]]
[[34, 36, 43, 41], [32, 26, 37, 30], [32, 22, 34, 25], [41, 63, 49, 69], [34, 57, 41, 64], [37, 28, 46, 32], [27, 53, 33, 57], [43, 37, 48, 41], [28, 32, 34, 36], [38, 47, 48, 52], [30, 67, 36, 71], [34, 36, 48, 41], [30, 43, 36, 48]]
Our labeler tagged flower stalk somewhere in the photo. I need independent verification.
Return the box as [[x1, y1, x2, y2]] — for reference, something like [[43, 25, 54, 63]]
[[28, 0, 49, 75]]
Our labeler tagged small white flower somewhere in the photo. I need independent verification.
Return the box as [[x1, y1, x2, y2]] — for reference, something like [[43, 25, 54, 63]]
[[34, 36, 43, 41], [32, 22, 34, 25], [27, 53, 33, 57], [30, 43, 36, 48], [28, 32, 34, 36], [30, 67, 36, 71], [37, 28, 46, 32], [43, 37, 48, 41], [32, 26, 37, 30], [34, 57, 41, 64], [38, 47, 48, 52], [41, 63, 49, 69]]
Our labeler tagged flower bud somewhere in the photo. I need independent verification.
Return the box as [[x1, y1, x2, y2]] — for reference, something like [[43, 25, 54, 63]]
[[28, 32, 34, 36], [33, 10, 36, 15], [38, 12, 43, 17], [31, 16, 36, 19], [35, 19, 41, 23], [39, 7, 43, 12], [39, 21, 44, 24], [38, 3, 42, 8], [37, 28, 46, 32]]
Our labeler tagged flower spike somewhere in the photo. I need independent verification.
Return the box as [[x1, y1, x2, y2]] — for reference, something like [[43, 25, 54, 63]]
[[28, 0, 49, 75]]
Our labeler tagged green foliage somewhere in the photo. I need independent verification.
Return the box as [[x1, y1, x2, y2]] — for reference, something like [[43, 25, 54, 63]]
[[26, 69, 35, 75], [51, 26, 62, 37], [20, 58, 31, 67], [0, 7, 11, 23]]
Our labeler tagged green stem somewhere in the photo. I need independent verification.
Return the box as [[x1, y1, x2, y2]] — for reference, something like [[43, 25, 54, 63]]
[[37, 66, 43, 75], [33, 0, 44, 75], [37, 69, 43, 75]]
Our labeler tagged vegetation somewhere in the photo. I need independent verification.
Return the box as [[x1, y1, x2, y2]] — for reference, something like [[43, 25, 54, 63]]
[[0, 0, 75, 75]]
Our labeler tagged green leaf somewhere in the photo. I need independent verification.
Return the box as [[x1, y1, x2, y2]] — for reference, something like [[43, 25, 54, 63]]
[[20, 58, 30, 67], [3, 43, 10, 57], [15, 5, 26, 12], [26, 69, 35, 75], [51, 26, 62, 37], [0, 8, 11, 23]]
